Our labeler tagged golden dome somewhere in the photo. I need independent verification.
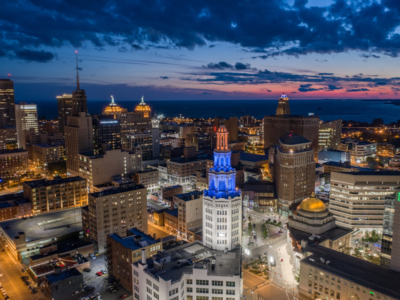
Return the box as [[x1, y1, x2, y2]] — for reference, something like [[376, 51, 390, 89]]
[[299, 194, 326, 212], [135, 96, 151, 113], [103, 96, 127, 115]]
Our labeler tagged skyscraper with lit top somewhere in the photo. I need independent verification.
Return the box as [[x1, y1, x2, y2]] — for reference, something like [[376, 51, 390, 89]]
[[203, 121, 242, 250], [276, 94, 291, 115]]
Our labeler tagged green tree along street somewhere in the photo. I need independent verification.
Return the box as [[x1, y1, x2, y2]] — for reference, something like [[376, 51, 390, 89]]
[[248, 222, 252, 235], [262, 223, 268, 239], [362, 230, 382, 242]]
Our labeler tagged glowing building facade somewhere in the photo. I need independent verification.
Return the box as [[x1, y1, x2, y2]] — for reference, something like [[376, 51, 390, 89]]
[[103, 96, 127, 118], [203, 122, 242, 250], [134, 96, 151, 118]]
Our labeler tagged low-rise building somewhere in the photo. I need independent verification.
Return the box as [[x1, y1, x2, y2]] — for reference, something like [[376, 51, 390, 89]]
[[318, 149, 350, 164], [0, 192, 31, 219], [43, 268, 83, 300], [0, 148, 28, 179], [106, 228, 162, 293], [23, 177, 87, 215], [87, 182, 147, 253], [299, 244, 400, 300], [377, 143, 395, 157], [158, 185, 183, 202], [0, 208, 83, 261], [389, 154, 400, 168], [132, 168, 159, 191], [287, 195, 352, 274], [321, 161, 364, 174], [242, 180, 276, 212], [132, 242, 242, 300], [340, 139, 377, 163], [164, 209, 179, 235], [159, 137, 182, 148]]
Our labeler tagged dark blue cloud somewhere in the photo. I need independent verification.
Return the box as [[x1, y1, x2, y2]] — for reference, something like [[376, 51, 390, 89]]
[[3, 0, 400, 61], [298, 84, 323, 92], [205, 62, 233, 70], [159, 76, 169, 79], [326, 85, 343, 91], [14, 49, 54, 62], [347, 88, 370, 92]]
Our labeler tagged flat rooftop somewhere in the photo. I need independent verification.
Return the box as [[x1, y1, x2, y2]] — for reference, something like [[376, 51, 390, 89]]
[[288, 225, 352, 247], [136, 241, 242, 282], [89, 183, 145, 198], [174, 190, 203, 201], [45, 268, 82, 284], [338, 171, 400, 176], [0, 208, 82, 243], [109, 228, 159, 251], [0, 148, 27, 155], [24, 176, 85, 188], [302, 244, 400, 299], [239, 152, 268, 162], [165, 208, 178, 218]]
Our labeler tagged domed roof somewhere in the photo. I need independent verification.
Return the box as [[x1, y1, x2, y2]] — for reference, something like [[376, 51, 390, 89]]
[[135, 96, 151, 112], [217, 125, 228, 133], [299, 194, 326, 212]]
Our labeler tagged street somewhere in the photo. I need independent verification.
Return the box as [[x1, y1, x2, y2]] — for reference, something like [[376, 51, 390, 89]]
[[0, 243, 45, 300]]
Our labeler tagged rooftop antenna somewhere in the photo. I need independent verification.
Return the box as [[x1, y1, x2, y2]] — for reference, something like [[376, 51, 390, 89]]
[[8, 74, 11, 80], [75, 50, 80, 90]]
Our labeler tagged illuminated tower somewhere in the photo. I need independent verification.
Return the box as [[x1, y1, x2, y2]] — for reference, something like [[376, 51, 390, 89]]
[[134, 96, 151, 118], [276, 94, 291, 115], [203, 121, 242, 250], [103, 95, 127, 118]]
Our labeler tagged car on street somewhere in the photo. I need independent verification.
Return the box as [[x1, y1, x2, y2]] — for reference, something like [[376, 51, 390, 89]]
[[84, 285, 95, 292], [96, 271, 103, 276], [119, 294, 128, 300], [89, 253, 96, 260], [83, 268, 91, 272], [111, 289, 118, 294], [100, 269, 107, 274]]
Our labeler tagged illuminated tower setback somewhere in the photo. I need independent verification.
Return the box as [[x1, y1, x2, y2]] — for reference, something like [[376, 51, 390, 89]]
[[203, 122, 242, 251], [275, 94, 291, 115]]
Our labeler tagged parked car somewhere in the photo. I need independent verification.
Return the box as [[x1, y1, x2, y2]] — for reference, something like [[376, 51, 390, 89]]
[[119, 294, 129, 300], [83, 268, 91, 272], [84, 285, 95, 291], [100, 269, 107, 274], [111, 289, 118, 294], [96, 271, 103, 276]]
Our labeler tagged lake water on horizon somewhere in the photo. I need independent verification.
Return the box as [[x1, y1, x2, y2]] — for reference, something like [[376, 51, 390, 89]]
[[34, 99, 400, 123]]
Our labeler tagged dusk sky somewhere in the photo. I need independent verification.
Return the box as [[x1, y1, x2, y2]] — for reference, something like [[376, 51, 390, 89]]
[[2, 0, 400, 101]]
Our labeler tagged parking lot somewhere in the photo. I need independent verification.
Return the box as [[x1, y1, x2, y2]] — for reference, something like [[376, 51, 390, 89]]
[[80, 254, 133, 300]]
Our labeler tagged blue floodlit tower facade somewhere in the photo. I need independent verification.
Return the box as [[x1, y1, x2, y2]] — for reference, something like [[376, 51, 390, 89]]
[[203, 122, 242, 250]]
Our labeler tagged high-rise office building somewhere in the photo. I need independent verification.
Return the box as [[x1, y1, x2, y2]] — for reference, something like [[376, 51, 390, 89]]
[[65, 112, 93, 176], [203, 122, 242, 250], [57, 93, 73, 137], [381, 191, 398, 268], [330, 171, 400, 231], [276, 94, 291, 115], [0, 79, 15, 127], [264, 95, 319, 157], [15, 103, 39, 149], [271, 133, 315, 216], [390, 193, 400, 272], [92, 115, 121, 154], [318, 119, 342, 150], [151, 118, 160, 159]]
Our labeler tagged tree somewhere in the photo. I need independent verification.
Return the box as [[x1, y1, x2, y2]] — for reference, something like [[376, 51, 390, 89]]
[[47, 160, 67, 175], [248, 215, 252, 222], [371, 118, 384, 127], [262, 224, 268, 239], [248, 222, 252, 235]]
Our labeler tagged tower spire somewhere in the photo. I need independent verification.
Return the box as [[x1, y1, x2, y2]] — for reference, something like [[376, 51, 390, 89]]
[[75, 50, 80, 90], [111, 95, 115, 104]]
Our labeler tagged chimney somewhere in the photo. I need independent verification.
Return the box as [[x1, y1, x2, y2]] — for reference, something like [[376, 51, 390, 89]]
[[141, 248, 146, 264]]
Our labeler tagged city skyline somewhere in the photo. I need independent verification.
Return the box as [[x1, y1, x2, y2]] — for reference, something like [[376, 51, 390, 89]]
[[2, 0, 400, 100]]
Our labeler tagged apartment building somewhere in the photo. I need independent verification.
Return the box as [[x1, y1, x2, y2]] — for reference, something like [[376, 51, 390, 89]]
[[0, 148, 28, 179], [271, 133, 316, 217], [79, 148, 142, 192], [167, 157, 208, 186], [299, 244, 400, 300], [132, 168, 159, 191], [106, 228, 162, 293], [377, 143, 395, 157], [164, 209, 178, 235], [87, 183, 147, 253], [0, 127, 17, 149], [31, 143, 65, 167], [329, 171, 400, 230], [173, 191, 203, 240], [132, 241, 242, 300], [23, 177, 87, 215]]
